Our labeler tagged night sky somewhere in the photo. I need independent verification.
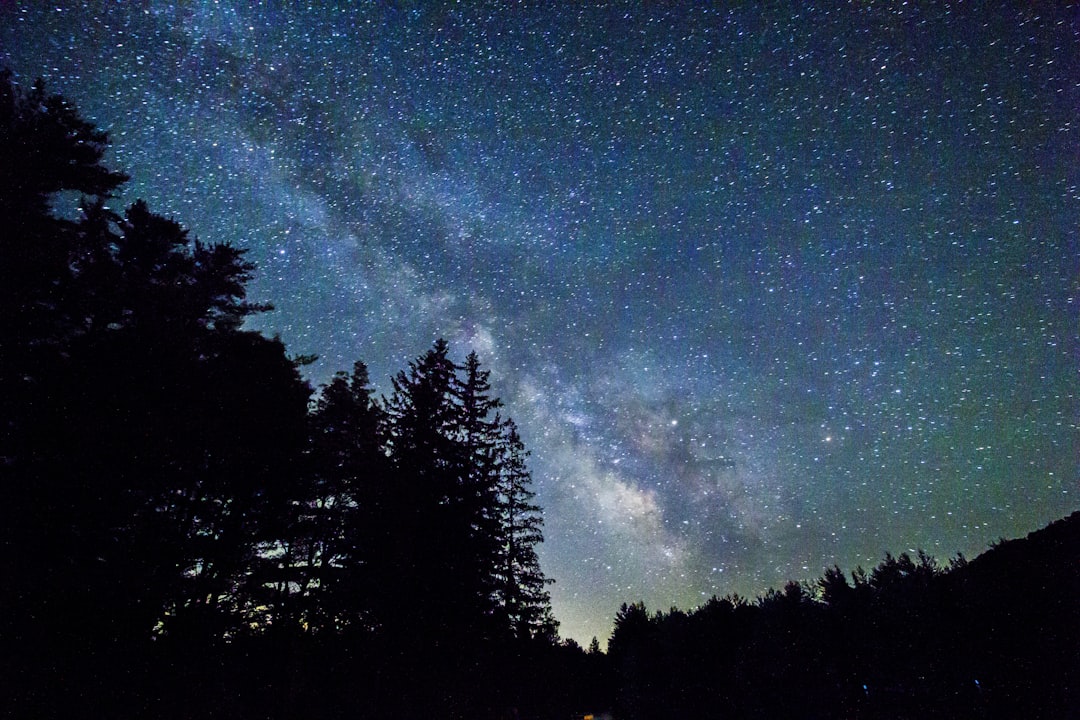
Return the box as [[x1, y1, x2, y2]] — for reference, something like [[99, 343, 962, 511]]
[[4, 3, 1077, 647]]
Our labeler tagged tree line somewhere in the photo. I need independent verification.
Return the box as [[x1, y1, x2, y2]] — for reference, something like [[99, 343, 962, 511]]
[[606, 512, 1080, 719], [0, 69, 599, 719]]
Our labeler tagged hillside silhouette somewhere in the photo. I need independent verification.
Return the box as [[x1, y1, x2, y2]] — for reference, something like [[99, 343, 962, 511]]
[[605, 511, 1080, 719]]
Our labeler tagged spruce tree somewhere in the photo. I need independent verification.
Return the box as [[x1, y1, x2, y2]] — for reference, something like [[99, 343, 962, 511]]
[[379, 342, 557, 644], [453, 351, 507, 638], [382, 339, 469, 640], [494, 419, 558, 641], [0, 70, 127, 468], [291, 360, 387, 634], [0, 71, 312, 659]]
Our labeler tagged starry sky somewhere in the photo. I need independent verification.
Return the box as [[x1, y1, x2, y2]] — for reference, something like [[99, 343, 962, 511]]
[[4, 2, 1077, 646]]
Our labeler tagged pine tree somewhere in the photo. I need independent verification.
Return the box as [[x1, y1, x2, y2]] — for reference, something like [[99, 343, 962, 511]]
[[0, 70, 127, 467], [288, 360, 387, 634], [494, 419, 558, 641], [0, 70, 127, 357], [379, 343, 557, 644], [153, 330, 311, 641], [382, 339, 470, 640], [453, 351, 507, 638], [0, 70, 127, 222], [0, 71, 312, 656]]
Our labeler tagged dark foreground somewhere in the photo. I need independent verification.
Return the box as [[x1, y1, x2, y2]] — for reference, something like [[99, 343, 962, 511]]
[[3, 511, 1077, 719]]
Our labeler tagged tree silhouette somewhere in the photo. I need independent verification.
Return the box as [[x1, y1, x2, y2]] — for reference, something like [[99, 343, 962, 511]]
[[0, 71, 126, 466], [291, 360, 389, 635], [378, 342, 558, 647], [494, 418, 558, 642], [0, 70, 127, 218], [381, 339, 474, 646], [0, 70, 312, 715], [0, 69, 571, 718], [453, 350, 507, 640]]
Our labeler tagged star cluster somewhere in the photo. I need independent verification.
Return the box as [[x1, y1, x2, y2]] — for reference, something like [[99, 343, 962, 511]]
[[4, 2, 1076, 646]]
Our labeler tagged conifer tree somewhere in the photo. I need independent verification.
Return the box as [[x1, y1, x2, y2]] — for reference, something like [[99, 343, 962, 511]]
[[382, 339, 470, 639], [292, 360, 387, 634], [379, 342, 557, 643], [453, 351, 507, 637], [0, 71, 311, 654], [0, 70, 127, 465], [494, 419, 558, 641]]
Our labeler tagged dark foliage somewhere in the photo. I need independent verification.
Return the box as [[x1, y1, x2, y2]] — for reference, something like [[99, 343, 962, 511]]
[[0, 72, 577, 719], [605, 513, 1080, 719]]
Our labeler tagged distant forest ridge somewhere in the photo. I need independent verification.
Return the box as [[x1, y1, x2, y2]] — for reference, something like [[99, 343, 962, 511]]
[[604, 509, 1080, 719]]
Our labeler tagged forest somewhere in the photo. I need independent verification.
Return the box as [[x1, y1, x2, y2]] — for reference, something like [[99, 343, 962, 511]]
[[2, 71, 1076, 719]]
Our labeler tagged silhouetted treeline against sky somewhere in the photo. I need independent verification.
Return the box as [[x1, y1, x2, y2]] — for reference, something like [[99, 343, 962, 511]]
[[606, 511, 1080, 719], [0, 69, 596, 719], [2, 71, 1077, 720]]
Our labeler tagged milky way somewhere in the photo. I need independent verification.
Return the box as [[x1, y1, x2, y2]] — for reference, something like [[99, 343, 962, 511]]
[[5, 3, 1076, 646]]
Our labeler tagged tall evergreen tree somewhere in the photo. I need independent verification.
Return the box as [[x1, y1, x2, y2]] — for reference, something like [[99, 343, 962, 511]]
[[494, 419, 557, 641], [1, 70, 571, 718], [0, 70, 127, 466], [0, 71, 311, 665], [379, 342, 557, 644], [0, 70, 127, 355], [453, 351, 507, 638], [0, 70, 127, 222], [382, 339, 469, 640], [287, 360, 388, 634]]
